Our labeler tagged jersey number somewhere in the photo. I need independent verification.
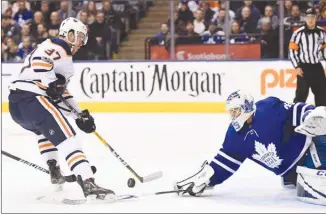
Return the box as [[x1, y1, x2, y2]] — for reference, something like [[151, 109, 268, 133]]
[[45, 49, 61, 60]]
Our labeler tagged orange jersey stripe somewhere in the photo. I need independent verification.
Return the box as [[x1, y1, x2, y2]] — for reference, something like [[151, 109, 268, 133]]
[[39, 142, 54, 149], [32, 62, 52, 68], [39, 96, 73, 137], [35, 82, 47, 89], [67, 154, 87, 166]]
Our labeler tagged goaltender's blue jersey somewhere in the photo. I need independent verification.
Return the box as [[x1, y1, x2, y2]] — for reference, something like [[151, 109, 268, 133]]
[[209, 97, 315, 186]]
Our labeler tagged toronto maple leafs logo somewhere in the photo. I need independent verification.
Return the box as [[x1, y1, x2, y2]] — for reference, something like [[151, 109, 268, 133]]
[[241, 99, 254, 113], [252, 141, 283, 168]]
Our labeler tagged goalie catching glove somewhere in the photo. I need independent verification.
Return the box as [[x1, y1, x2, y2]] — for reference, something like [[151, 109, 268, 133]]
[[76, 110, 96, 133], [295, 106, 326, 137], [174, 161, 215, 196]]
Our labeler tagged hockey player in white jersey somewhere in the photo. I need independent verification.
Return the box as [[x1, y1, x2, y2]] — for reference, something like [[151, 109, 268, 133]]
[[174, 90, 326, 206], [8, 17, 114, 199]]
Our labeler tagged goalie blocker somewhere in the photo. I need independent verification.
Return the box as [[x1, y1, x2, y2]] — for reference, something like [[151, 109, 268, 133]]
[[174, 91, 326, 206]]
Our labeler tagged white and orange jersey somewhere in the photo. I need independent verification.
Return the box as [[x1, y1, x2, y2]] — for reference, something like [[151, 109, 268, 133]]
[[9, 38, 74, 95], [9, 38, 81, 118]]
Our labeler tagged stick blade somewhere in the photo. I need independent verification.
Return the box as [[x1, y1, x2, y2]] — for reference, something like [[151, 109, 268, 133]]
[[141, 171, 163, 183]]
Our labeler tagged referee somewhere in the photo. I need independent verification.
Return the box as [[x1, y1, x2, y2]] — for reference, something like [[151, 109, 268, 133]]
[[289, 8, 326, 106]]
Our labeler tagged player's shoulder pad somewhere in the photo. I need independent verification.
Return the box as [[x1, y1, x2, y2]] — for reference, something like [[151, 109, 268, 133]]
[[49, 38, 72, 57]]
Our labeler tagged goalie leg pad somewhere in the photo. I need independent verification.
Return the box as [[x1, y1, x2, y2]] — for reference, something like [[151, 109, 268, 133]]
[[296, 166, 326, 206], [304, 136, 326, 169]]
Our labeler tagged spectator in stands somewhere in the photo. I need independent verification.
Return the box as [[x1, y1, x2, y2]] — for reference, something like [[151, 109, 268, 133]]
[[4, 7, 13, 18], [88, 10, 111, 60], [176, 20, 187, 36], [236, 6, 257, 34], [201, 22, 224, 44], [216, 0, 235, 20], [208, 0, 219, 11], [284, 0, 294, 17], [2, 37, 20, 62], [11, 0, 31, 14], [236, 1, 261, 24], [202, 1, 215, 25], [274, 0, 292, 18], [167, 10, 180, 28], [19, 23, 35, 48], [178, 1, 194, 24], [35, 23, 48, 44], [77, 0, 97, 25], [17, 37, 33, 60], [102, 0, 119, 27], [79, 10, 89, 25], [284, 4, 305, 27], [2, 15, 21, 45], [211, 8, 231, 32], [257, 5, 279, 30], [230, 21, 249, 44], [155, 23, 169, 45], [57, 0, 76, 22], [258, 17, 278, 58], [72, 0, 85, 13], [30, 11, 44, 38], [185, 21, 199, 36], [48, 12, 60, 38], [193, 9, 206, 35], [13, 0, 33, 27], [40, 0, 51, 26], [318, 2, 326, 22]]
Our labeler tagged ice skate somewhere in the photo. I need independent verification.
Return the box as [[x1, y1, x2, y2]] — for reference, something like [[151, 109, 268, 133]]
[[77, 175, 115, 200], [47, 160, 65, 185]]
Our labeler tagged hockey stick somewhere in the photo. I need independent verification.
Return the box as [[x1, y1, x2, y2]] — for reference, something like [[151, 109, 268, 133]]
[[59, 96, 163, 183], [92, 131, 163, 183], [1, 150, 76, 182]]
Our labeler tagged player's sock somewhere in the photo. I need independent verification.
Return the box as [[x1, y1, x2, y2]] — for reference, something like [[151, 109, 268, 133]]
[[56, 136, 93, 180], [37, 135, 59, 165]]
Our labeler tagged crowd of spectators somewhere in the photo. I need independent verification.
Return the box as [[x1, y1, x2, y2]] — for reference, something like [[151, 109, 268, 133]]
[[153, 0, 326, 59], [2, 0, 152, 62], [3, 0, 326, 61]]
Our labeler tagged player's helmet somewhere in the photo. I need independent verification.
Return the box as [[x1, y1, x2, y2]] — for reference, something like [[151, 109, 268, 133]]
[[225, 90, 256, 132], [59, 17, 88, 46]]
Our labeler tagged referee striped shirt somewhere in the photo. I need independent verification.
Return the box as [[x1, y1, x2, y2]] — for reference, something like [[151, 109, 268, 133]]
[[289, 25, 326, 68]]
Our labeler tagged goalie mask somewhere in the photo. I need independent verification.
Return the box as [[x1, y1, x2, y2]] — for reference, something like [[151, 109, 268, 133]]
[[226, 90, 256, 132]]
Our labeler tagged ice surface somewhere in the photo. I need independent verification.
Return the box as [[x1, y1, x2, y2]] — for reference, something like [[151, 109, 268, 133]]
[[1, 113, 325, 213]]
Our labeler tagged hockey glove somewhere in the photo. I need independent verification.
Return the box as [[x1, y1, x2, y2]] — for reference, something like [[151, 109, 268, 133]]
[[75, 110, 96, 133], [46, 74, 66, 99], [174, 161, 215, 197], [295, 107, 326, 137]]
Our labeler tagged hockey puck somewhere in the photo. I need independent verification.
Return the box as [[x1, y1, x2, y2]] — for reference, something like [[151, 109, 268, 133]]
[[127, 178, 136, 188]]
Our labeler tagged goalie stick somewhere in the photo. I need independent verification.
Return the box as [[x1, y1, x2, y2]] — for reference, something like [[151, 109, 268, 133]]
[[59, 96, 163, 183]]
